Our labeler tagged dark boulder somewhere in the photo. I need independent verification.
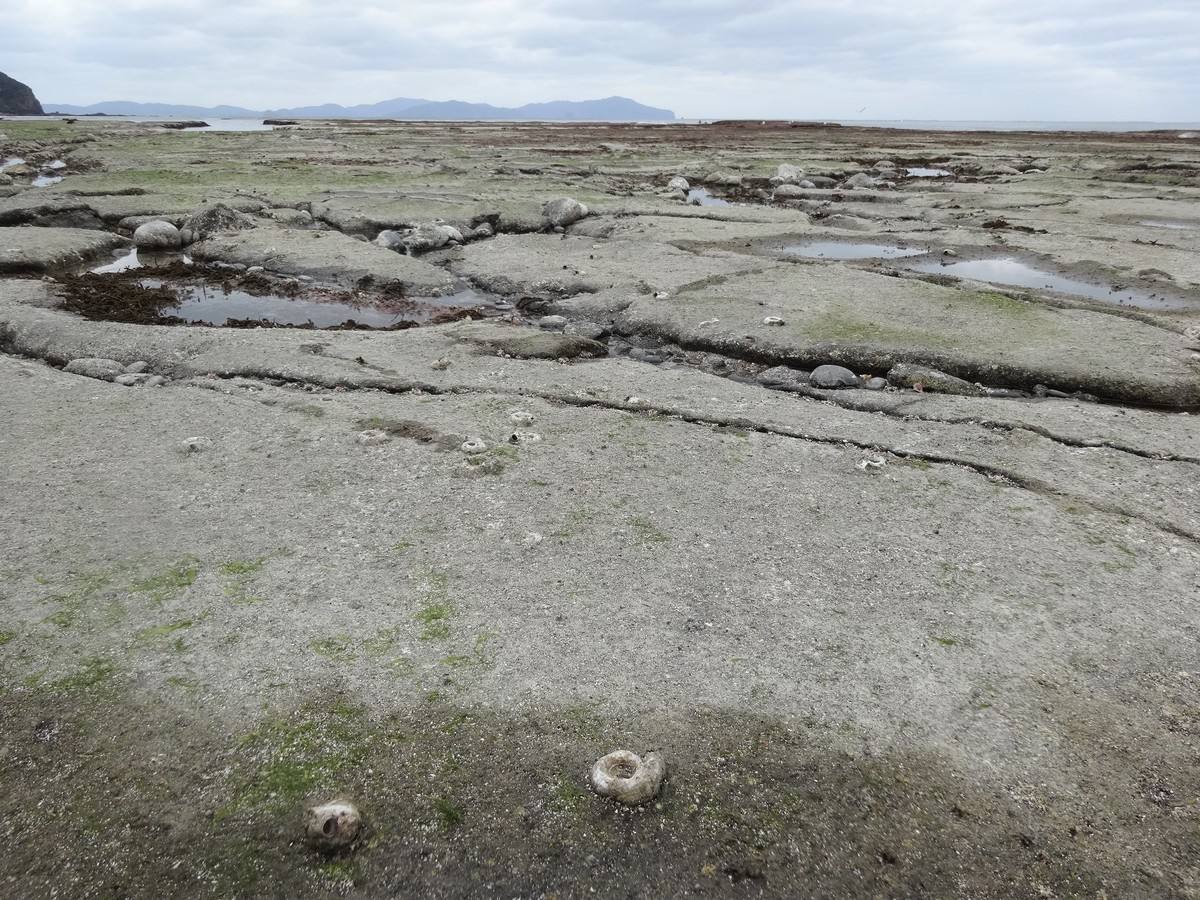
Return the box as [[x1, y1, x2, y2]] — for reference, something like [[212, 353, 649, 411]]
[[0, 71, 44, 115]]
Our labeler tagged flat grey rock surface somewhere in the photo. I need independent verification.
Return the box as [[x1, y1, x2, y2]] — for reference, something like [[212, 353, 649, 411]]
[[1, 117, 1199, 898]]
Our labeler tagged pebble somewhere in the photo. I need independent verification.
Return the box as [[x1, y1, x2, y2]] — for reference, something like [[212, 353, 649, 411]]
[[856, 456, 887, 473], [461, 438, 487, 455], [756, 365, 808, 386], [114, 373, 152, 387], [509, 411, 535, 427], [629, 347, 666, 364], [862, 376, 888, 391], [64, 357, 124, 381], [543, 197, 589, 227], [564, 322, 608, 341], [357, 429, 390, 445], [508, 430, 542, 445], [538, 315, 569, 331], [887, 363, 983, 397], [809, 364, 860, 389], [763, 316, 785, 326], [123, 361, 150, 375]]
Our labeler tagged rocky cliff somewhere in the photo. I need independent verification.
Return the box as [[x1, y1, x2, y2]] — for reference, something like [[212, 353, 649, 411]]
[[0, 71, 44, 115]]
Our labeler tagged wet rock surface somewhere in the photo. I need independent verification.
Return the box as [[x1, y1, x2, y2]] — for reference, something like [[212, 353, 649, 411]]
[[1, 118, 1199, 899], [0, 225, 127, 273]]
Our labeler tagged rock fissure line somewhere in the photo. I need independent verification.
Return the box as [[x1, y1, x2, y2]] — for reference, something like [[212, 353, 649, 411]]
[[228, 354, 1195, 546], [539, 391, 1200, 544], [963, 417, 1198, 464], [785, 390, 1200, 465]]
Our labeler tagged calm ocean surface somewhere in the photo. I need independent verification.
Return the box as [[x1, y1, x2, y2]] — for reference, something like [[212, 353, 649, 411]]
[[827, 120, 1200, 132], [10, 115, 1200, 133]]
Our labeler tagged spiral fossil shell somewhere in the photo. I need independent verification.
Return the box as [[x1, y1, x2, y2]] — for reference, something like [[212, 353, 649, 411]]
[[589, 750, 666, 806], [303, 800, 362, 851]]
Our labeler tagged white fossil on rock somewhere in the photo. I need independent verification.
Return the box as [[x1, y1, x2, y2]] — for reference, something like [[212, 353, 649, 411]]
[[589, 750, 666, 806]]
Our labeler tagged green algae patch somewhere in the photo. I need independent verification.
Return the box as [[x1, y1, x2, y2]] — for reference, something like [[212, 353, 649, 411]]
[[132, 618, 199, 646], [218, 549, 291, 604], [39, 569, 126, 630], [413, 569, 453, 640], [966, 290, 1038, 315], [803, 311, 955, 348], [131, 556, 199, 604], [218, 699, 377, 823], [3, 684, 1182, 899], [47, 655, 121, 693]]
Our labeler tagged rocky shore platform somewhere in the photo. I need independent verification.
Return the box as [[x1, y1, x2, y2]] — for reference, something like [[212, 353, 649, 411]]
[[2, 118, 1198, 898]]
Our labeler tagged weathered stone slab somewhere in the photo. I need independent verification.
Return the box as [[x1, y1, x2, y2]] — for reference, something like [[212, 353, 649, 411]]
[[187, 223, 455, 293], [0, 226, 126, 274]]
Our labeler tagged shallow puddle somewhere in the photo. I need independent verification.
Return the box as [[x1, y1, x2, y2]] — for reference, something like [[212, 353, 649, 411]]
[[161, 284, 406, 327], [152, 282, 483, 327], [0, 156, 23, 171], [181, 119, 274, 132], [89, 249, 149, 274], [32, 175, 63, 187], [60, 259, 492, 329], [781, 241, 929, 260], [1140, 220, 1194, 230], [686, 188, 731, 207], [907, 257, 1194, 310], [906, 167, 952, 177]]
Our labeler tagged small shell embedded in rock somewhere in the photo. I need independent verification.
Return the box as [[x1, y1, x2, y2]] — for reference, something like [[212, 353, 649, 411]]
[[589, 749, 666, 806], [857, 456, 886, 473], [461, 438, 487, 455], [180, 436, 214, 454], [303, 800, 362, 852], [357, 428, 389, 445], [508, 430, 542, 445]]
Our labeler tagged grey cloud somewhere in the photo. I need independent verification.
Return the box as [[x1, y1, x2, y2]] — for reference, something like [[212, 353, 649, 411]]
[[4, 0, 1195, 120]]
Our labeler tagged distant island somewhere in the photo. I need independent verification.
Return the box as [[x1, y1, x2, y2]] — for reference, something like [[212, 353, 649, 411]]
[[43, 95, 675, 122]]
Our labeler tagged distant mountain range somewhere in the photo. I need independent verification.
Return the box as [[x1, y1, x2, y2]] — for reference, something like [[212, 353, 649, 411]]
[[43, 95, 675, 121]]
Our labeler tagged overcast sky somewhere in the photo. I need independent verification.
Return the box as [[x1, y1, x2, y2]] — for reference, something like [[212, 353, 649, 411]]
[[5, 0, 1198, 121]]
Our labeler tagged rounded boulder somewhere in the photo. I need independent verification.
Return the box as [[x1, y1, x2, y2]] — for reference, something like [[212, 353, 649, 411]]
[[133, 221, 182, 250]]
